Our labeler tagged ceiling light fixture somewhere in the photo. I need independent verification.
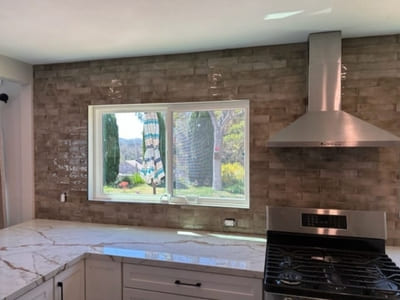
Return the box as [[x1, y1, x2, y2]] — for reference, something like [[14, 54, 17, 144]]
[[309, 7, 333, 16], [264, 10, 304, 20]]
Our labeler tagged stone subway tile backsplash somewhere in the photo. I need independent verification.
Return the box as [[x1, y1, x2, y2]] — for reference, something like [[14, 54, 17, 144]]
[[34, 35, 400, 244]]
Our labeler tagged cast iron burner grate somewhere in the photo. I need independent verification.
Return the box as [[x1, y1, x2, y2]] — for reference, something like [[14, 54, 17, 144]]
[[264, 244, 400, 300]]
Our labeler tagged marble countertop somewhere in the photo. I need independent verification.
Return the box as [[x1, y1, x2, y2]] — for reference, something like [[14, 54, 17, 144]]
[[0, 219, 266, 299], [2, 219, 400, 300]]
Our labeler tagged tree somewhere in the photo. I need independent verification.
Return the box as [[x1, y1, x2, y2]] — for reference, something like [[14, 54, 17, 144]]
[[189, 112, 214, 186], [103, 114, 120, 185], [157, 112, 166, 171], [208, 110, 239, 191], [223, 118, 244, 164]]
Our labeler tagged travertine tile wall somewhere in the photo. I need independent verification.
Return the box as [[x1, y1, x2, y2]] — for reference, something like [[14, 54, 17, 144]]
[[34, 35, 400, 244]]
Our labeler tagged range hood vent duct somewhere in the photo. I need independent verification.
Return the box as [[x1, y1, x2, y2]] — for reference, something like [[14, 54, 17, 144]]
[[268, 31, 400, 147]]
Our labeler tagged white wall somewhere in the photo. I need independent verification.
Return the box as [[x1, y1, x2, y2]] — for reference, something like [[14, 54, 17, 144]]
[[0, 55, 32, 84], [0, 55, 33, 226]]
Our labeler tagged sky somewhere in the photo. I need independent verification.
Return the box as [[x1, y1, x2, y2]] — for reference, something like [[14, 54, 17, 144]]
[[115, 113, 143, 139]]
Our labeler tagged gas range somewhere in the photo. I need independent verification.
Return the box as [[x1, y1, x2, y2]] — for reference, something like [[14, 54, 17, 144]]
[[264, 207, 400, 300]]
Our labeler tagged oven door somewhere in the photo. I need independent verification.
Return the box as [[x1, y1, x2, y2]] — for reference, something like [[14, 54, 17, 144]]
[[265, 291, 330, 300]]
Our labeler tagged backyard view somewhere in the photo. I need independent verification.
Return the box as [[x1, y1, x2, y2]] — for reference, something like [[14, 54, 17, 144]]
[[102, 108, 245, 200]]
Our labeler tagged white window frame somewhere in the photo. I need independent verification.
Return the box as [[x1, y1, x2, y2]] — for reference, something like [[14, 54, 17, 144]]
[[88, 100, 250, 209]]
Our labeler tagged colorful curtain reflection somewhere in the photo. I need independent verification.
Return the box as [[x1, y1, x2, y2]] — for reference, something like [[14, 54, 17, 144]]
[[140, 112, 165, 194]]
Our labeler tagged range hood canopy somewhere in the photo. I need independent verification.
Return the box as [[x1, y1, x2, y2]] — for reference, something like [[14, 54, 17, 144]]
[[268, 31, 400, 147]]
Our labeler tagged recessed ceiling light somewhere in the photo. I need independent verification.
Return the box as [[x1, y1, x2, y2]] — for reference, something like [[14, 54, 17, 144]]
[[309, 7, 333, 16], [264, 10, 304, 20]]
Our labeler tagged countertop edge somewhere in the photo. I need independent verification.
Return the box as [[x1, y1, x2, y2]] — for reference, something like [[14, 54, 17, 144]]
[[86, 252, 264, 279]]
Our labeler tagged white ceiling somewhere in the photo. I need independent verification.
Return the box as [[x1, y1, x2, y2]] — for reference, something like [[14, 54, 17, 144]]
[[0, 0, 399, 64]]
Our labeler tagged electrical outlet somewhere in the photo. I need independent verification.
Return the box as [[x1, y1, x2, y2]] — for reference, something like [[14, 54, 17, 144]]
[[60, 192, 67, 203], [224, 218, 236, 227]]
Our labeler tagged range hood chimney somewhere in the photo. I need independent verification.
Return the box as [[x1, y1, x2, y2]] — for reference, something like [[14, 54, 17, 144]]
[[268, 31, 400, 147]]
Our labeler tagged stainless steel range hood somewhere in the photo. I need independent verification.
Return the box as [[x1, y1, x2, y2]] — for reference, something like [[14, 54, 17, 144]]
[[268, 31, 400, 147]]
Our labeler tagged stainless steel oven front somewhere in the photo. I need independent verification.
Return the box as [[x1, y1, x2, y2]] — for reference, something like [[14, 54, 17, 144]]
[[263, 206, 400, 300]]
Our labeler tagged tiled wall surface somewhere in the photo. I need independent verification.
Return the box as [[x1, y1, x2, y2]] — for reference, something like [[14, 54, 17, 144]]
[[34, 35, 400, 244]]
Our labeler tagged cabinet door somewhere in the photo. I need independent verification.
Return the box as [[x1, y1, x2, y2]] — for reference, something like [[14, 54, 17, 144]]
[[17, 280, 53, 300], [123, 288, 202, 300], [54, 261, 85, 300], [86, 257, 122, 300]]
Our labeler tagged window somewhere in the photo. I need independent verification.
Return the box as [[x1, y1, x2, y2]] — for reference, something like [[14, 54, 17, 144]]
[[88, 100, 249, 208]]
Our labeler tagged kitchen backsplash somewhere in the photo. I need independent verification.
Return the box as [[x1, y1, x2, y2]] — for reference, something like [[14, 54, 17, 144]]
[[34, 35, 400, 244]]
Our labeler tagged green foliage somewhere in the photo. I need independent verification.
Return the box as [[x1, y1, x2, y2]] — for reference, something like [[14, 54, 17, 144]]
[[223, 118, 244, 165], [221, 163, 244, 194], [120, 176, 132, 184], [103, 184, 242, 199], [223, 183, 244, 194], [103, 114, 120, 185], [116, 174, 144, 189], [116, 176, 132, 188], [174, 180, 188, 189], [188, 112, 214, 186], [130, 172, 145, 185]]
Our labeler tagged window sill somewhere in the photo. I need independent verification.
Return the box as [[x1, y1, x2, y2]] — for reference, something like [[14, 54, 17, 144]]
[[88, 195, 249, 209]]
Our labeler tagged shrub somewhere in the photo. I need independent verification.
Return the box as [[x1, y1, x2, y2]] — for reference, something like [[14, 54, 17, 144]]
[[222, 163, 244, 194], [120, 176, 132, 185], [114, 176, 133, 189], [130, 172, 145, 185], [222, 163, 244, 186], [224, 183, 244, 194]]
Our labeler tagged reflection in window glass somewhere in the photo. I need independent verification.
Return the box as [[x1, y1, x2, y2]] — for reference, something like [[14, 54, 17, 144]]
[[89, 100, 249, 208], [173, 109, 245, 201], [102, 112, 166, 196]]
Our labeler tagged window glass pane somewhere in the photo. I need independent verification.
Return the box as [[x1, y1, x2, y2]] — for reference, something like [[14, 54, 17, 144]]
[[102, 112, 166, 196], [173, 109, 245, 201]]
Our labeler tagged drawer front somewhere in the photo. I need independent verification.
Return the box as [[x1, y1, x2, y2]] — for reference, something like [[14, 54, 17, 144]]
[[124, 288, 202, 300], [123, 264, 262, 300]]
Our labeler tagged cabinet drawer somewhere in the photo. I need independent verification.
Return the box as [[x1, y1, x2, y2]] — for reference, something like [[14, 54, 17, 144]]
[[124, 288, 202, 300], [123, 264, 262, 300]]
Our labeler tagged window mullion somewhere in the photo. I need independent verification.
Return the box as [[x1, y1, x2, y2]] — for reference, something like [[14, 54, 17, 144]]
[[166, 109, 174, 197]]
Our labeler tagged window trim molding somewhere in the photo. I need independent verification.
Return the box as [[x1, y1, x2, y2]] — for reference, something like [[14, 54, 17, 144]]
[[88, 100, 250, 209]]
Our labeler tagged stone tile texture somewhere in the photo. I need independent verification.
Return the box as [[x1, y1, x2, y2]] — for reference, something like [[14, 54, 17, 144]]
[[34, 35, 400, 244]]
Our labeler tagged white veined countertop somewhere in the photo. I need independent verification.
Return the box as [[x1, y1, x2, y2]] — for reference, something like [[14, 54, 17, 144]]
[[0, 219, 266, 299], [2, 219, 400, 300]]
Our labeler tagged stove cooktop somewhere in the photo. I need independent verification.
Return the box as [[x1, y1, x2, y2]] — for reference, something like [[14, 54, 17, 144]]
[[264, 244, 400, 300]]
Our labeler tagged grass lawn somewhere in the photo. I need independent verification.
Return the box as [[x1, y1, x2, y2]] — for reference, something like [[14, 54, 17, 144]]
[[104, 184, 243, 199], [104, 184, 166, 195]]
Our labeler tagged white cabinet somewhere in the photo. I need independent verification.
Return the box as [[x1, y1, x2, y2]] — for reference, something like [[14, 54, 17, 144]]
[[85, 257, 122, 300], [123, 264, 263, 300], [17, 261, 85, 300], [124, 288, 202, 300], [17, 280, 53, 300], [16, 257, 262, 300], [54, 261, 85, 300]]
